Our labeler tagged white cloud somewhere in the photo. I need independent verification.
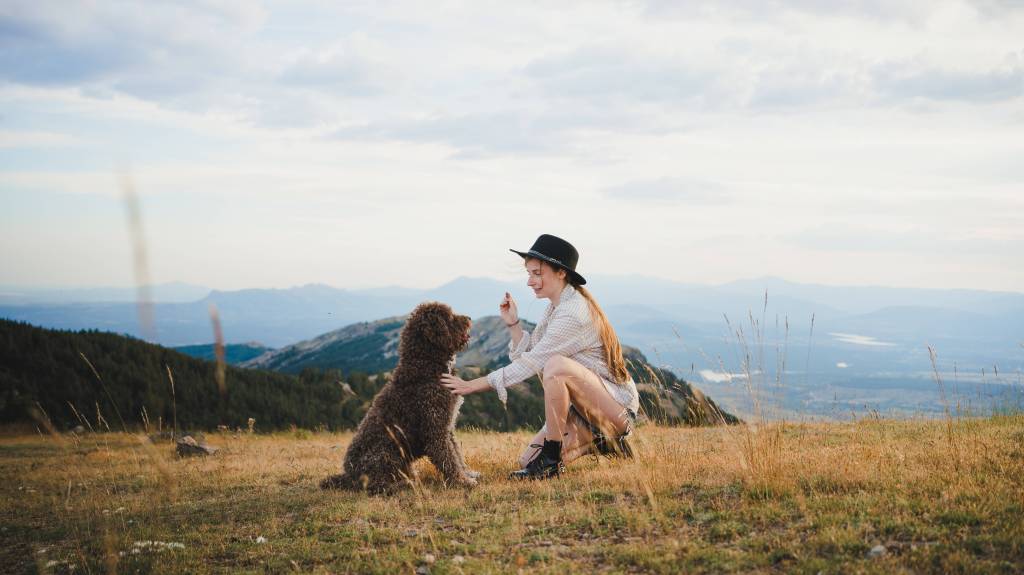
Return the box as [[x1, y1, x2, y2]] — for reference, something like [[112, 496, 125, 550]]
[[872, 57, 1024, 103], [603, 177, 730, 204], [782, 224, 1024, 256], [1, 0, 1023, 291], [0, 130, 80, 148]]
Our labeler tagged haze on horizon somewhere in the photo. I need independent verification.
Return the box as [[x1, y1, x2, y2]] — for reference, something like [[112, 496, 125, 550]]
[[1, 1, 1022, 293]]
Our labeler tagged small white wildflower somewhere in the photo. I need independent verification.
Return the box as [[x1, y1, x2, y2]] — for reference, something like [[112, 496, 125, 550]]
[[44, 560, 73, 569], [130, 540, 184, 553]]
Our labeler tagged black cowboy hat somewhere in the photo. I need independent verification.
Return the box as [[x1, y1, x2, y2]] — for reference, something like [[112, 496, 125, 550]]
[[511, 234, 587, 285]]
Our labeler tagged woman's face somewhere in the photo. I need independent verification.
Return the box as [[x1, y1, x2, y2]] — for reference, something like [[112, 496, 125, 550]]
[[525, 259, 567, 300]]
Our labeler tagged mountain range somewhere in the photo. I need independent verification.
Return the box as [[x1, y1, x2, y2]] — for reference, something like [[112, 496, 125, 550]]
[[0, 315, 735, 432], [238, 314, 738, 427], [2, 275, 1021, 418]]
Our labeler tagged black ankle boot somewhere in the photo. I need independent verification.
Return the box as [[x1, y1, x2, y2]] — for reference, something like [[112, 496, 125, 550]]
[[510, 439, 565, 480]]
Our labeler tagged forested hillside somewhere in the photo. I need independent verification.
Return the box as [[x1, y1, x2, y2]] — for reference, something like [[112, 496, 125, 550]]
[[0, 318, 736, 433], [0, 319, 358, 432]]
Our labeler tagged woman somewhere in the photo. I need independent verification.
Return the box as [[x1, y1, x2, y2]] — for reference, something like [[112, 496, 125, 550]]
[[441, 234, 640, 480]]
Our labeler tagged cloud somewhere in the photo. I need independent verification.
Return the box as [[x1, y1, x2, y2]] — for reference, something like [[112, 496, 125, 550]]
[[525, 45, 715, 105], [639, 0, 1018, 24], [335, 112, 561, 155], [2, 0, 1020, 145], [967, 0, 1024, 19], [0, 130, 80, 148], [0, 2, 264, 89], [332, 105, 686, 156], [602, 177, 730, 204], [872, 58, 1024, 103], [3, 0, 1024, 292], [278, 51, 380, 94], [748, 65, 866, 110], [781, 224, 1023, 257], [275, 32, 394, 97], [0, 1, 380, 127]]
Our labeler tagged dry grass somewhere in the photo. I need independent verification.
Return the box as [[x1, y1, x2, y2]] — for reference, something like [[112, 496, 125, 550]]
[[2, 416, 1023, 574]]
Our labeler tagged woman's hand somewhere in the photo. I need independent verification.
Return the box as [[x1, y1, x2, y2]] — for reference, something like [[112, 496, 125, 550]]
[[499, 291, 518, 326], [441, 374, 490, 396]]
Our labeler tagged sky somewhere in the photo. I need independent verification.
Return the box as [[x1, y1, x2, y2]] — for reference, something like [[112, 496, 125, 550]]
[[1, 0, 1022, 292]]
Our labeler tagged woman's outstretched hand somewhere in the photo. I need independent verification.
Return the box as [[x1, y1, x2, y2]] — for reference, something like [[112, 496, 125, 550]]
[[499, 291, 518, 326], [441, 374, 490, 396]]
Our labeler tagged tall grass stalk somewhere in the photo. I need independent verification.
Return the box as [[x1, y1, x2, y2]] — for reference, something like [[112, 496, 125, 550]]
[[79, 352, 127, 432], [208, 303, 227, 398], [928, 345, 963, 469], [686, 291, 823, 496], [121, 173, 155, 341], [66, 401, 94, 433], [165, 365, 178, 440]]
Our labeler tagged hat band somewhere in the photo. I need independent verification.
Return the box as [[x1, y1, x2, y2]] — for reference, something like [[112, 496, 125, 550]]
[[527, 250, 571, 269]]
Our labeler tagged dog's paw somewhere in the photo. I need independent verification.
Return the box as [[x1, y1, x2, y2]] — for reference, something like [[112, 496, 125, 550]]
[[466, 469, 482, 480], [454, 475, 478, 488]]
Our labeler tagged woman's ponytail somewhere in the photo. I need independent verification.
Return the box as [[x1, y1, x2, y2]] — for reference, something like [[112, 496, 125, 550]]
[[573, 283, 630, 384]]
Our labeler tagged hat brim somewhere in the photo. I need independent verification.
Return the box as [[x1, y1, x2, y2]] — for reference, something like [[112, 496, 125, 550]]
[[510, 249, 587, 285]]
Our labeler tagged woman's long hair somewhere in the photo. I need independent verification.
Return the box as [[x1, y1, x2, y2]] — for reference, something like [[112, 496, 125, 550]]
[[570, 279, 631, 384]]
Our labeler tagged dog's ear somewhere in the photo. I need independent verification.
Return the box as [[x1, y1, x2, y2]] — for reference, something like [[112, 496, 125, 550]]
[[427, 305, 458, 350]]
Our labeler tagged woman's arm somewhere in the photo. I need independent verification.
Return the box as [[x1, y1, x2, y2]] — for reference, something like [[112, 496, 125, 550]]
[[486, 311, 590, 404], [509, 322, 524, 348]]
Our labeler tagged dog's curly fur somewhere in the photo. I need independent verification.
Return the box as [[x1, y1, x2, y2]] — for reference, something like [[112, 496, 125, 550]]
[[320, 302, 477, 494]]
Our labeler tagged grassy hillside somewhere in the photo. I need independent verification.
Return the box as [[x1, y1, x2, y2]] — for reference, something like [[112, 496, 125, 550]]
[[3, 415, 1022, 573]]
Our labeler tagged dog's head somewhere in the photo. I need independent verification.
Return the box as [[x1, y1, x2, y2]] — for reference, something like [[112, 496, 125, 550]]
[[400, 301, 472, 360]]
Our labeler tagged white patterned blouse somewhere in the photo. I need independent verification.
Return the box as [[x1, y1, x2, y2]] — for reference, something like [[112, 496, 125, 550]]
[[485, 284, 641, 415]]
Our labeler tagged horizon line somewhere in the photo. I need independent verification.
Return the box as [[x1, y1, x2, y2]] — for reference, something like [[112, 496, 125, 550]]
[[2, 273, 1023, 297]]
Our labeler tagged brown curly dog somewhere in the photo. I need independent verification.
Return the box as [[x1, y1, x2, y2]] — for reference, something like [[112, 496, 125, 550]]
[[320, 302, 478, 494]]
